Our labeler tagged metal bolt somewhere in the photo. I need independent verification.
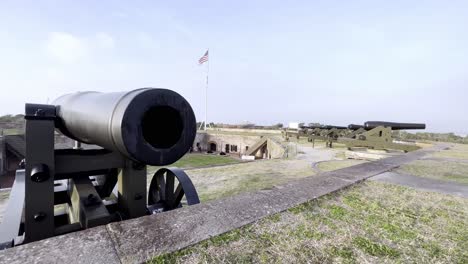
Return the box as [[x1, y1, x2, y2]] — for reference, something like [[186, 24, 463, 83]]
[[34, 212, 46, 222], [31, 164, 49, 182], [84, 194, 99, 206]]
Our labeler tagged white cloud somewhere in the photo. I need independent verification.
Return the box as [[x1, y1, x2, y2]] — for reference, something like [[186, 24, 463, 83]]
[[45, 32, 87, 63], [96, 32, 115, 49]]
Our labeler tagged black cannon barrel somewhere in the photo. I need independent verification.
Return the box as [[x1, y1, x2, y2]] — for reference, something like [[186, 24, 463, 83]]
[[323, 125, 347, 130], [311, 125, 325, 129], [53, 88, 196, 166], [301, 125, 322, 129], [364, 121, 426, 130], [348, 124, 364, 130]]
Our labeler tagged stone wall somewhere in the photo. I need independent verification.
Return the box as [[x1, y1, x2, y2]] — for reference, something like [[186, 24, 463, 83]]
[[267, 138, 286, 159], [193, 132, 265, 155], [193, 132, 286, 159]]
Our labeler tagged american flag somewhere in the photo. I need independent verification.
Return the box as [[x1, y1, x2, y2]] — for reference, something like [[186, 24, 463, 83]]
[[198, 50, 209, 64]]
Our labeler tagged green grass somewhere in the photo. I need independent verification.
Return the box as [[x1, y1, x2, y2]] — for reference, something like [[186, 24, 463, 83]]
[[183, 159, 316, 202], [148, 154, 239, 172], [149, 181, 468, 263], [1, 128, 22, 135], [398, 159, 468, 185]]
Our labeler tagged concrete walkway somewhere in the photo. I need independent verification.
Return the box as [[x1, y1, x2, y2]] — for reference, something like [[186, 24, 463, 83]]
[[296, 145, 336, 162], [297, 145, 338, 173], [371, 171, 468, 198], [0, 144, 448, 264]]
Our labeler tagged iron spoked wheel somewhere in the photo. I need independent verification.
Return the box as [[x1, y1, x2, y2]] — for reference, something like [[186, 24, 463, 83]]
[[148, 168, 200, 213]]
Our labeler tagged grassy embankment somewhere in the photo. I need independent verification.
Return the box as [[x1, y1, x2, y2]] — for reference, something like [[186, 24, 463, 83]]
[[398, 144, 468, 185], [151, 181, 467, 263]]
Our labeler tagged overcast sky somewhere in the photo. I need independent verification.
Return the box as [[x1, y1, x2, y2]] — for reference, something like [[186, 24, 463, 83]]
[[0, 1, 467, 134]]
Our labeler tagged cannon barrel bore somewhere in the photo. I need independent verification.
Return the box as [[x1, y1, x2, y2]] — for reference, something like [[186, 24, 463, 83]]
[[53, 88, 196, 166], [364, 121, 426, 130]]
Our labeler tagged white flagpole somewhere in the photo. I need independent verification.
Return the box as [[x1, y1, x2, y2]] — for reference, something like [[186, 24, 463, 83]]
[[204, 48, 209, 130]]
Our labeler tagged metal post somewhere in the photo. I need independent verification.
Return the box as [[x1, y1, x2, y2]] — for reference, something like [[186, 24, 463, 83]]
[[204, 48, 209, 131], [118, 160, 147, 218], [24, 116, 55, 242]]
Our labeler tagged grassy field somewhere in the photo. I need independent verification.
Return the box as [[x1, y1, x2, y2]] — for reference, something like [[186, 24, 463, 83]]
[[433, 144, 468, 159], [148, 154, 240, 173], [151, 181, 468, 263], [398, 160, 468, 185], [170, 154, 239, 169], [1, 128, 22, 135], [184, 159, 316, 202]]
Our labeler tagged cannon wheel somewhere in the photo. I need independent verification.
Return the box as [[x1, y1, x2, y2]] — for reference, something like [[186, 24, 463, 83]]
[[148, 168, 200, 212]]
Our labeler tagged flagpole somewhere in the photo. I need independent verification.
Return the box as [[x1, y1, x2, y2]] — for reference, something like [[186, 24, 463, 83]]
[[204, 48, 209, 130]]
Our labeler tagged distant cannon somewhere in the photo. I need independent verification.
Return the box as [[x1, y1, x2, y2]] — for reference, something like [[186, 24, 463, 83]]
[[364, 121, 426, 131], [0, 88, 200, 248], [306, 124, 348, 148], [322, 125, 347, 130], [340, 121, 426, 152]]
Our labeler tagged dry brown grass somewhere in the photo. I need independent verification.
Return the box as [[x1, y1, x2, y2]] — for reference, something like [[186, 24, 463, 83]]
[[433, 143, 468, 160], [184, 159, 317, 202], [151, 181, 468, 263], [398, 159, 468, 185]]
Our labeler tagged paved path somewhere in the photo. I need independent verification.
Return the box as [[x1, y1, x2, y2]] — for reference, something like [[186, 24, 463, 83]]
[[0, 144, 448, 264], [296, 145, 338, 173], [371, 171, 468, 198], [296, 145, 336, 162]]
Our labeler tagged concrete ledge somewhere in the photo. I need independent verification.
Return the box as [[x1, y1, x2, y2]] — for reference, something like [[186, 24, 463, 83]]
[[0, 144, 447, 264], [0, 226, 120, 264], [345, 149, 402, 160]]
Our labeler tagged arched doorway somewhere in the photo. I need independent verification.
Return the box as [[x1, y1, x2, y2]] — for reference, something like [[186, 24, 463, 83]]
[[209, 142, 217, 152]]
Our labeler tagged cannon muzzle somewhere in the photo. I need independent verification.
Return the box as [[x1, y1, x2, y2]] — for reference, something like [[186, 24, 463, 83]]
[[364, 121, 426, 130], [53, 88, 196, 166]]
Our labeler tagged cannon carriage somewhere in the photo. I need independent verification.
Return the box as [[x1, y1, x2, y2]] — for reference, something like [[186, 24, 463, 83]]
[[339, 121, 426, 152]]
